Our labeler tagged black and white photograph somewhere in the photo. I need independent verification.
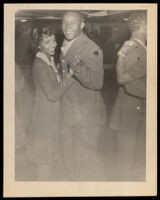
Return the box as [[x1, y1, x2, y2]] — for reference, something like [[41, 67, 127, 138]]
[[4, 3, 157, 197]]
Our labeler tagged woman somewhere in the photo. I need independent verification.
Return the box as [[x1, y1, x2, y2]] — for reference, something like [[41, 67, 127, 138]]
[[27, 26, 74, 181]]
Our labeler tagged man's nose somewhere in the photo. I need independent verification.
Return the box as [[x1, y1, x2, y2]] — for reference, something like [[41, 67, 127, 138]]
[[66, 22, 72, 29]]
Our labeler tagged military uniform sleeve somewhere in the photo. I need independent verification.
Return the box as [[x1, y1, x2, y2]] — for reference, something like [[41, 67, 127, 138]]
[[116, 41, 138, 85], [124, 77, 146, 99], [32, 61, 74, 101], [73, 47, 104, 90], [124, 50, 146, 79], [116, 52, 134, 85]]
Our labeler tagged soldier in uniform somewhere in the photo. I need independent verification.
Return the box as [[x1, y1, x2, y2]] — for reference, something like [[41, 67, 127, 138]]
[[60, 11, 107, 180], [109, 11, 147, 180]]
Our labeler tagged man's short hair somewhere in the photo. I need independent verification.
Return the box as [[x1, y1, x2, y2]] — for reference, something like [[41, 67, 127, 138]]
[[62, 10, 86, 22], [127, 11, 147, 32]]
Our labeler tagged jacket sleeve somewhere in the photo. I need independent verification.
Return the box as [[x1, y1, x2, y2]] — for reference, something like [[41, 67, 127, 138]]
[[116, 48, 146, 85], [116, 54, 134, 85], [73, 48, 104, 90], [124, 50, 146, 79], [124, 77, 146, 99], [119, 48, 146, 98], [32, 61, 74, 101]]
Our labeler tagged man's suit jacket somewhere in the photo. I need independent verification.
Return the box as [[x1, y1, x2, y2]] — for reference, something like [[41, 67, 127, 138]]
[[60, 33, 107, 128]]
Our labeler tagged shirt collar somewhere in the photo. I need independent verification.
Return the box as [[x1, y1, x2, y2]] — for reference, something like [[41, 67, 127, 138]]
[[62, 37, 77, 47], [36, 51, 54, 66], [61, 35, 80, 55], [36, 51, 61, 82]]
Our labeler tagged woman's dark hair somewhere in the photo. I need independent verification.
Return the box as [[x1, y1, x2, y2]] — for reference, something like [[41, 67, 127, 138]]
[[33, 26, 56, 49]]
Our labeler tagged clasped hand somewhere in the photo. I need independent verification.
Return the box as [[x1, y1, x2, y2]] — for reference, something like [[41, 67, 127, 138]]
[[68, 55, 84, 74]]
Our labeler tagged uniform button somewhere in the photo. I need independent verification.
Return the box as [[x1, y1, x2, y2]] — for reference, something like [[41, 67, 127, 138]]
[[137, 106, 140, 110], [62, 70, 65, 73], [62, 59, 65, 63]]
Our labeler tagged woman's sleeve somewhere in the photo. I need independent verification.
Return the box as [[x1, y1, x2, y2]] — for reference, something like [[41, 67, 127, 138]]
[[33, 61, 73, 101]]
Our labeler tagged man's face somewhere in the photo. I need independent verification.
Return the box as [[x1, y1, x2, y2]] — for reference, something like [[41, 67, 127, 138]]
[[62, 12, 84, 41]]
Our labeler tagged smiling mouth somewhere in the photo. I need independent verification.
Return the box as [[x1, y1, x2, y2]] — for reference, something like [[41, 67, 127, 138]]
[[49, 48, 55, 51]]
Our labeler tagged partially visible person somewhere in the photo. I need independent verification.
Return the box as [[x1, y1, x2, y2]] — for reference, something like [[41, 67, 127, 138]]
[[15, 62, 27, 149], [27, 26, 74, 181], [15, 23, 35, 141], [109, 11, 147, 180], [32, 27, 39, 54], [15, 22, 35, 66], [60, 11, 107, 181], [15, 22, 36, 136]]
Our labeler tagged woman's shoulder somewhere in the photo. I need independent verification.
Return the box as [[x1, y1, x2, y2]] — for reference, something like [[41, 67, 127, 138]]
[[33, 57, 48, 67], [32, 57, 50, 73], [32, 57, 51, 79]]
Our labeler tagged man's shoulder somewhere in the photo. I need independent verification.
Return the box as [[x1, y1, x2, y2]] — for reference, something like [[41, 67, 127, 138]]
[[122, 40, 138, 53], [81, 33, 101, 50], [123, 39, 137, 48], [118, 39, 139, 58]]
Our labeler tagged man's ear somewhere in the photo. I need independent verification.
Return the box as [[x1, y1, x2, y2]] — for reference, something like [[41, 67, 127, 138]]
[[80, 21, 85, 30]]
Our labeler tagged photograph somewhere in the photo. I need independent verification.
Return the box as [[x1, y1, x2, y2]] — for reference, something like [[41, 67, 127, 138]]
[[4, 3, 157, 197]]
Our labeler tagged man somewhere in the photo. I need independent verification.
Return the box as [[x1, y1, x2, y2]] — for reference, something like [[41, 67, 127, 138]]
[[60, 11, 107, 180], [109, 11, 147, 180]]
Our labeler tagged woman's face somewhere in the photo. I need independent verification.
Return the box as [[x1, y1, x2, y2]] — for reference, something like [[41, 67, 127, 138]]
[[40, 34, 57, 56]]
